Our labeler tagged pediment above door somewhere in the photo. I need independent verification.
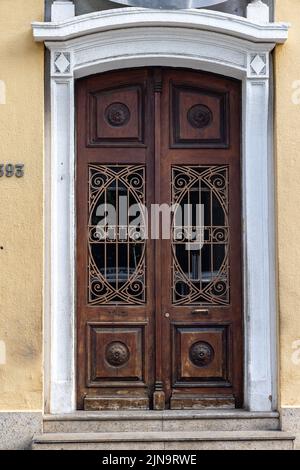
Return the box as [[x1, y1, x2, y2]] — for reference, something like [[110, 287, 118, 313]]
[[32, 7, 288, 82]]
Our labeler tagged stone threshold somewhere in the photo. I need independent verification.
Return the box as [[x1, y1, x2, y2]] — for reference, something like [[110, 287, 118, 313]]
[[44, 410, 279, 421]]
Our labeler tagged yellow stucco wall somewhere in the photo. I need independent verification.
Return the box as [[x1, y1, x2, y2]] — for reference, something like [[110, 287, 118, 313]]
[[0, 0, 44, 410], [276, 0, 300, 407]]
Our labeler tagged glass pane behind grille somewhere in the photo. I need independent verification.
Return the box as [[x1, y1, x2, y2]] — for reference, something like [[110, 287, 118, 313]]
[[88, 164, 146, 305], [172, 165, 229, 306]]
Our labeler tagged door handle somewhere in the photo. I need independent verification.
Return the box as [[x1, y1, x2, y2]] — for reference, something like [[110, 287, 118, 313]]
[[192, 308, 209, 316]]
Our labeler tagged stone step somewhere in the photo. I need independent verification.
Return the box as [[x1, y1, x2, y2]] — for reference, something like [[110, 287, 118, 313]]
[[32, 431, 294, 450], [43, 410, 280, 434]]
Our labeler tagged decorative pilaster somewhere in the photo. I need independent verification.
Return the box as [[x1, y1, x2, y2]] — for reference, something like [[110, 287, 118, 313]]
[[247, 0, 270, 24], [49, 47, 75, 413], [245, 49, 274, 411], [51, 1, 75, 22]]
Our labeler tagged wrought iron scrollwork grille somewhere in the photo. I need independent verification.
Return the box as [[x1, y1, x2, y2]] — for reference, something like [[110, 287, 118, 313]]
[[171, 165, 230, 306], [88, 164, 146, 305]]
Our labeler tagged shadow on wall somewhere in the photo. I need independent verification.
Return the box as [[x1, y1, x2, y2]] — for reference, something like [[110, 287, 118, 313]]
[[45, 1, 274, 21]]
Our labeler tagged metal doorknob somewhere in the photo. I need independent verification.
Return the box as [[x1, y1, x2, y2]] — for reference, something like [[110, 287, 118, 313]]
[[165, 312, 170, 318]]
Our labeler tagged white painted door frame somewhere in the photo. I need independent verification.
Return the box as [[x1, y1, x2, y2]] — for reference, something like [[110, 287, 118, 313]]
[[32, 8, 288, 414]]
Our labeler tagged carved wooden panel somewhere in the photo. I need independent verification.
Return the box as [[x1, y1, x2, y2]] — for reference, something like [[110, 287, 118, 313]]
[[87, 323, 146, 386], [88, 85, 145, 146], [172, 324, 231, 387], [171, 84, 229, 148]]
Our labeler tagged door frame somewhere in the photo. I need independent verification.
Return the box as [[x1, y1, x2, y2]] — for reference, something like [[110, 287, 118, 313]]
[[32, 7, 288, 414]]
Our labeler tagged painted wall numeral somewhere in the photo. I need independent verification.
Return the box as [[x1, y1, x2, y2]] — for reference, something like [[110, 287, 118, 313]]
[[0, 164, 25, 178]]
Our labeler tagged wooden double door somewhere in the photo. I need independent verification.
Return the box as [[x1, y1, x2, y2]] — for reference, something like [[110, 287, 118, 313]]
[[76, 68, 243, 410]]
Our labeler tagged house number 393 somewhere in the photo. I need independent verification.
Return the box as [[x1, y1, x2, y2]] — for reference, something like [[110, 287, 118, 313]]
[[0, 164, 25, 178]]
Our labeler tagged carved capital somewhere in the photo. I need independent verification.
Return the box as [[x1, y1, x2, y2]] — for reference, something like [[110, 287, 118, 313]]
[[247, 52, 269, 79], [52, 51, 73, 77]]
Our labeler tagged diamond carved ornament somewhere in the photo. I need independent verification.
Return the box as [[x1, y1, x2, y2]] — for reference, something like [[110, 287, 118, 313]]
[[54, 52, 71, 74]]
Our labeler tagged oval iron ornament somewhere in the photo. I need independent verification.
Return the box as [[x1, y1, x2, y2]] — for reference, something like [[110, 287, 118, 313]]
[[112, 0, 228, 9]]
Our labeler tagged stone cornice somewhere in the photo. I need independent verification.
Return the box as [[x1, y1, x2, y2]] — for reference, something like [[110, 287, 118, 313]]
[[32, 7, 289, 44]]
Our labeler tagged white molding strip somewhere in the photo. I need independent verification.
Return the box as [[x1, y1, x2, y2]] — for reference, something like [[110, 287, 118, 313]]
[[32, 8, 288, 414]]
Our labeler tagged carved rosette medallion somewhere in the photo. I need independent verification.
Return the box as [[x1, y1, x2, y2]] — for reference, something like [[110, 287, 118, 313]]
[[105, 102, 131, 127], [187, 104, 213, 129], [105, 341, 130, 367], [189, 341, 214, 367]]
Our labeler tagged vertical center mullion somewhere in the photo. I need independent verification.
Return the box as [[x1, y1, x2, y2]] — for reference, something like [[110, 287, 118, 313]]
[[116, 174, 119, 294], [210, 175, 213, 286]]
